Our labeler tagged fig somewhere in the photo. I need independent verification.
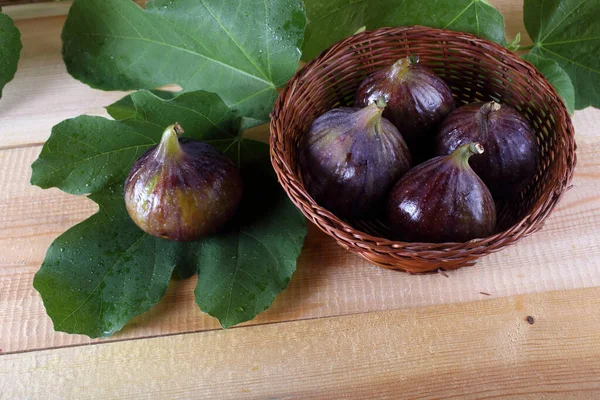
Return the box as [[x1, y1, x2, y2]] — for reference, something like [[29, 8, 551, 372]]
[[387, 143, 496, 243], [300, 99, 412, 218], [354, 56, 455, 161], [124, 123, 242, 241], [434, 101, 539, 198]]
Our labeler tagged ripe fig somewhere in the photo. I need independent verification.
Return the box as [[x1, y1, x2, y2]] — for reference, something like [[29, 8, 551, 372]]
[[387, 143, 496, 243], [354, 56, 455, 161], [124, 123, 242, 241], [434, 101, 539, 198], [300, 99, 412, 218]]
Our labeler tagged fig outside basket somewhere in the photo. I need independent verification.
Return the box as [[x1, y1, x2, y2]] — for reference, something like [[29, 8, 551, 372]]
[[270, 26, 576, 273]]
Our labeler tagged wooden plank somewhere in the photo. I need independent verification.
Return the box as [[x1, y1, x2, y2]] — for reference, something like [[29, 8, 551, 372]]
[[1, 1, 145, 20], [1, 0, 599, 357], [0, 0, 56, 6], [2, 287, 600, 399], [0, 15, 180, 150], [1, 129, 599, 354], [0, 16, 130, 149], [1, 3, 73, 21], [0, 0, 528, 148]]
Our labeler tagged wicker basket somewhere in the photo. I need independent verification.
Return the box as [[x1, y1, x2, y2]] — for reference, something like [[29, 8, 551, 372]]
[[270, 26, 576, 273]]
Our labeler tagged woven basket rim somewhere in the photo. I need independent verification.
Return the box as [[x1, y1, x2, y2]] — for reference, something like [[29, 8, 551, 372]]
[[270, 25, 577, 269]]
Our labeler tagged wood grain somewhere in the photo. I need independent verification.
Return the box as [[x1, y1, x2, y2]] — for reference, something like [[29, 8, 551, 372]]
[[2, 287, 600, 399], [0, 1, 599, 391], [0, 0, 529, 147], [0, 17, 129, 149], [1, 127, 599, 353], [0, 0, 53, 5], [2, 4, 72, 21], [1, 1, 144, 19]]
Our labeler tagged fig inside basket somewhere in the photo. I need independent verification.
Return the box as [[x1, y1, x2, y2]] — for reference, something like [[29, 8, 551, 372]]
[[270, 26, 576, 273]]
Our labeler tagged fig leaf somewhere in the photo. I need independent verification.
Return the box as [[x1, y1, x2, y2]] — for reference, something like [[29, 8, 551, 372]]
[[61, 0, 306, 122], [32, 90, 307, 337], [302, 0, 506, 61], [191, 145, 307, 328], [31, 90, 236, 195], [0, 9, 22, 98], [524, 0, 600, 109], [33, 185, 180, 339], [522, 53, 575, 114]]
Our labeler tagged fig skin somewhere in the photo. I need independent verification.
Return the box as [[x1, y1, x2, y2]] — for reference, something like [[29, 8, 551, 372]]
[[387, 143, 496, 243], [124, 123, 242, 242], [354, 56, 455, 161], [434, 101, 539, 199], [300, 99, 412, 218]]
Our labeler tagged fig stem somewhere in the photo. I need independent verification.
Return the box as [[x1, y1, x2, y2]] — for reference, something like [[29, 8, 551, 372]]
[[481, 101, 502, 115], [477, 102, 501, 138], [354, 101, 385, 132], [375, 96, 387, 109], [389, 56, 414, 80], [156, 123, 184, 160], [173, 122, 185, 136], [469, 143, 485, 155], [450, 143, 484, 167]]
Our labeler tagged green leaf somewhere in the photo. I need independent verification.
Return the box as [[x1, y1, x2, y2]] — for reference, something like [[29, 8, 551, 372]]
[[104, 94, 307, 328], [33, 186, 179, 338], [105, 89, 179, 120], [302, 0, 506, 61], [524, 0, 600, 109], [62, 0, 306, 121], [32, 90, 307, 336], [193, 141, 306, 328], [522, 53, 575, 114], [0, 9, 22, 98], [31, 90, 236, 195]]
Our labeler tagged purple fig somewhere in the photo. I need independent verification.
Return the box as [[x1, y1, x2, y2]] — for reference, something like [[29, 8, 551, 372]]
[[354, 56, 455, 161], [124, 123, 242, 241], [387, 143, 496, 243], [434, 101, 539, 199], [300, 99, 412, 218]]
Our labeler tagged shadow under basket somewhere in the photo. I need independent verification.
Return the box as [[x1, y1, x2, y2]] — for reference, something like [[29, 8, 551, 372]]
[[270, 26, 576, 273]]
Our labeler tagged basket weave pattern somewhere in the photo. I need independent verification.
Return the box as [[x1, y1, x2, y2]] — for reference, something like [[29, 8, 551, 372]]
[[270, 26, 576, 273]]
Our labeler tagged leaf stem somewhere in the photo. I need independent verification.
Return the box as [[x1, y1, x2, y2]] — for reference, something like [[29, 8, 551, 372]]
[[519, 44, 535, 51]]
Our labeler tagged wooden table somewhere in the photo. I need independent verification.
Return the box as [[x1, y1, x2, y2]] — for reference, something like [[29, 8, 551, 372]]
[[1, 2, 600, 398]]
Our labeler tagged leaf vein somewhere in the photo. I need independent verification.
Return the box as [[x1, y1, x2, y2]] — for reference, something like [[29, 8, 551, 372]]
[[241, 230, 279, 267], [539, 0, 589, 43], [56, 233, 147, 330], [74, 33, 274, 87], [541, 47, 600, 74], [198, 0, 271, 81], [443, 0, 476, 29], [34, 144, 152, 182]]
